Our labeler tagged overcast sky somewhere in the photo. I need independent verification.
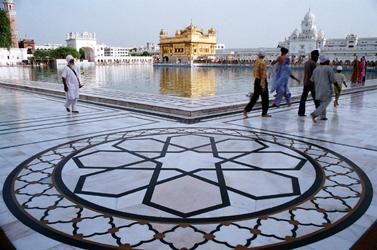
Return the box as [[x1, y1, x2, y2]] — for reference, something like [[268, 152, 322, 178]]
[[13, 0, 377, 48]]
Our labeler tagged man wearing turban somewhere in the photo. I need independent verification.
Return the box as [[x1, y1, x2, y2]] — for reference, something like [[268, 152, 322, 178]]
[[61, 55, 82, 113], [310, 55, 335, 123]]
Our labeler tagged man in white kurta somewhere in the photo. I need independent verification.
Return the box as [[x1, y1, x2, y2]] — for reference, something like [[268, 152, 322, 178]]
[[310, 55, 335, 123], [62, 55, 81, 113]]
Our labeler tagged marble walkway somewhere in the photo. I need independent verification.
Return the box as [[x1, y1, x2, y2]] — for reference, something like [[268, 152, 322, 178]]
[[1, 79, 377, 121], [0, 86, 376, 250]]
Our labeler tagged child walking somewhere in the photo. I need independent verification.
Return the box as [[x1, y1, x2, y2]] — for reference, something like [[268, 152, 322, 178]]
[[334, 66, 348, 107]]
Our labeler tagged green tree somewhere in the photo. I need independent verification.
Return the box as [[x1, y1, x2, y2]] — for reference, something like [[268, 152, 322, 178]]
[[51, 47, 80, 59], [141, 51, 152, 56], [79, 48, 85, 60], [33, 47, 80, 59], [0, 10, 12, 48], [33, 49, 53, 58]]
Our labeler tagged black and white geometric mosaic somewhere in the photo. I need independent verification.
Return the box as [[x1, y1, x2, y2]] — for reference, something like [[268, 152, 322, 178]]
[[3, 127, 372, 249]]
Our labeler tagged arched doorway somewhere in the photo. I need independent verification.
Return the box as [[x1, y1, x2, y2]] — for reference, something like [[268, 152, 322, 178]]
[[80, 47, 95, 62]]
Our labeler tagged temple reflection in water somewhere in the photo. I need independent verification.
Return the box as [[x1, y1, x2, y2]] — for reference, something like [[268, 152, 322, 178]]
[[2, 65, 376, 98], [159, 67, 215, 98]]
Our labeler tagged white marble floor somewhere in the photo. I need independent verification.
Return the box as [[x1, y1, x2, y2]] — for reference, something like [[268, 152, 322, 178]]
[[1, 79, 377, 121], [0, 86, 376, 250]]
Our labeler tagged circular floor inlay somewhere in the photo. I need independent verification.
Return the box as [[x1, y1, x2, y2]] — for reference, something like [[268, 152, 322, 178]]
[[57, 130, 321, 223], [3, 128, 372, 250]]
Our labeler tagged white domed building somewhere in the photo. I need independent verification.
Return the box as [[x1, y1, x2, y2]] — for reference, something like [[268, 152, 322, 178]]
[[278, 9, 326, 57]]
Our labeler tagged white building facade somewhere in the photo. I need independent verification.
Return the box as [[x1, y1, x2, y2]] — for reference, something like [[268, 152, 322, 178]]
[[0, 48, 28, 66], [66, 32, 97, 62], [322, 34, 377, 62], [138, 42, 159, 54], [0, 0, 29, 65], [216, 48, 279, 62], [104, 47, 131, 57], [66, 32, 153, 64], [278, 9, 325, 57], [277, 9, 377, 62], [35, 44, 63, 51], [216, 44, 226, 50]]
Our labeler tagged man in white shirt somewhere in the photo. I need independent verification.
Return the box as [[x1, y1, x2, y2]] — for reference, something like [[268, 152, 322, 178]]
[[62, 55, 81, 113], [310, 55, 335, 123]]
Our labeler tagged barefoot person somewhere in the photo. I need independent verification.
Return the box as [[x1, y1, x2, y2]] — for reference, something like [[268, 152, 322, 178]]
[[298, 50, 320, 116], [62, 55, 81, 114], [243, 51, 271, 118], [272, 57, 300, 107], [351, 55, 360, 85], [334, 66, 347, 107], [310, 55, 335, 123], [270, 47, 300, 107], [358, 56, 367, 85]]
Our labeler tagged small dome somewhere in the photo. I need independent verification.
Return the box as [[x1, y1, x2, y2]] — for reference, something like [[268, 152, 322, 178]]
[[346, 33, 357, 40], [290, 29, 299, 39], [187, 23, 195, 30], [304, 9, 315, 22], [208, 27, 216, 34]]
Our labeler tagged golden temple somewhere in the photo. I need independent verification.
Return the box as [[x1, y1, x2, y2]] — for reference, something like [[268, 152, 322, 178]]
[[159, 23, 217, 64]]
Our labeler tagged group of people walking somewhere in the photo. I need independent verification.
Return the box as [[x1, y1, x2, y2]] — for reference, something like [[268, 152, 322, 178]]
[[243, 47, 349, 123], [61, 50, 357, 122]]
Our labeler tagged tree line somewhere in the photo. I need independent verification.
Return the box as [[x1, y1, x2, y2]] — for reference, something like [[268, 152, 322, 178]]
[[33, 47, 80, 59], [0, 10, 11, 48]]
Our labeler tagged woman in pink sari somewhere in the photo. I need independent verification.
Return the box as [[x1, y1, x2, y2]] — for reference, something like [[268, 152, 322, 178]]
[[351, 56, 360, 84], [358, 56, 367, 84]]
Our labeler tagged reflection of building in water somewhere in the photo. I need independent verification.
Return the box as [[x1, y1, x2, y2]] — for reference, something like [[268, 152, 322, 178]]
[[0, 66, 32, 80], [159, 23, 217, 64], [159, 68, 215, 98]]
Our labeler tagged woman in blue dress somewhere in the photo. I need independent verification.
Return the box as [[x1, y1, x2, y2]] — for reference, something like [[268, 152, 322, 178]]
[[271, 57, 300, 107]]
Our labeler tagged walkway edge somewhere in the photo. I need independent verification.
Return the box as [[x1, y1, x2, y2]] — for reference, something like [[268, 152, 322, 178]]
[[1, 81, 377, 123], [351, 220, 377, 250], [0, 227, 16, 250]]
